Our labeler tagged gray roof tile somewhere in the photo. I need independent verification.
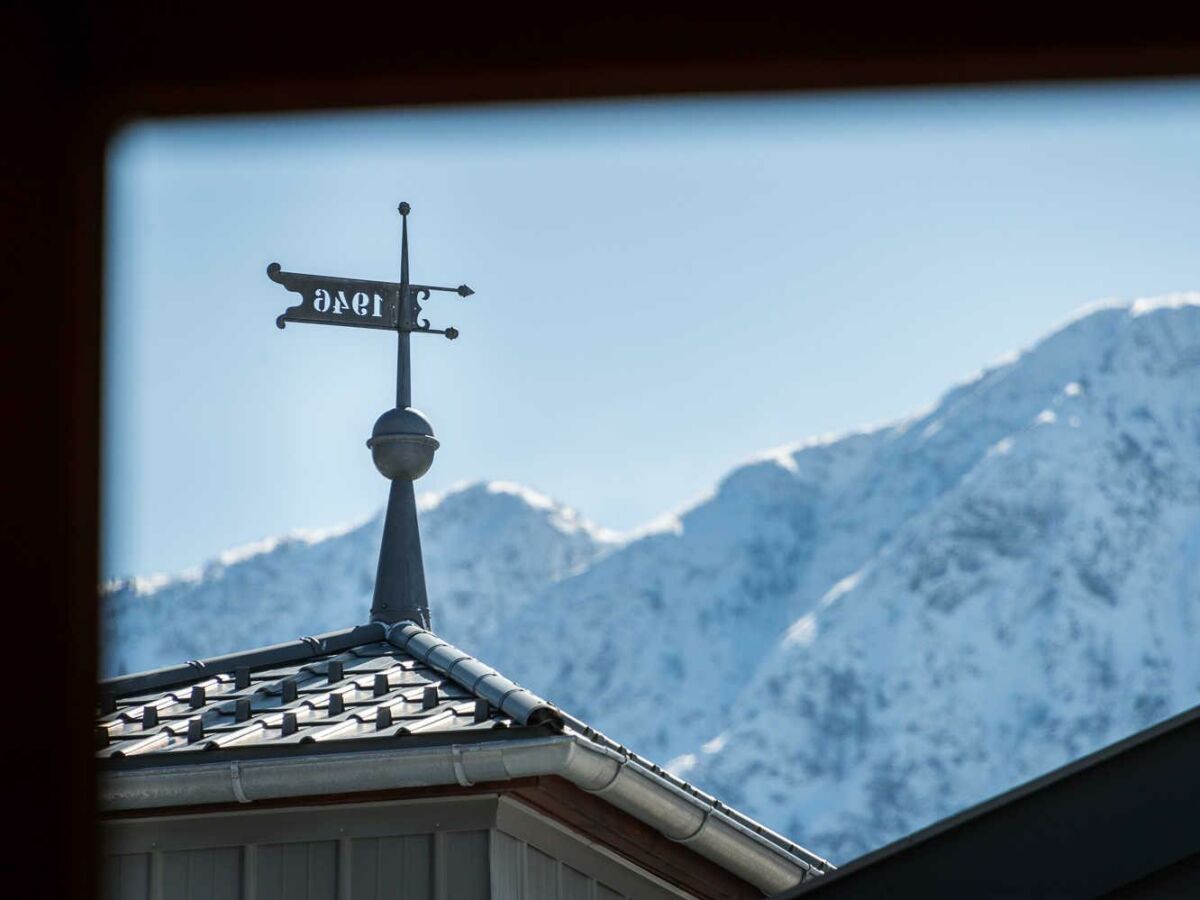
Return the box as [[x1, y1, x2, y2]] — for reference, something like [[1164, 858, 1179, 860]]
[[97, 624, 538, 758]]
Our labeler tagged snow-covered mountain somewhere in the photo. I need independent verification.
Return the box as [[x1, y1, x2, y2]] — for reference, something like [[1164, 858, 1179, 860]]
[[102, 295, 1200, 863], [102, 482, 620, 676], [682, 295, 1200, 859]]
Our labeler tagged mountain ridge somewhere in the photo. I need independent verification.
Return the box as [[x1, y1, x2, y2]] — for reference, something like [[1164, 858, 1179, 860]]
[[102, 480, 620, 676]]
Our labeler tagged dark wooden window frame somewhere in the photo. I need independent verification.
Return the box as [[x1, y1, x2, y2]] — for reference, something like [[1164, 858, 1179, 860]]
[[8, 11, 1200, 897]]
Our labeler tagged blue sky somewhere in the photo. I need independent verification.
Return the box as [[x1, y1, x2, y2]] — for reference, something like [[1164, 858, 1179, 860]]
[[103, 80, 1200, 579]]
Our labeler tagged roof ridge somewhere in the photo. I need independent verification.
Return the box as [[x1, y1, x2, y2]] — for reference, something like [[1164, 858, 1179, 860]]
[[99, 624, 387, 699], [385, 622, 563, 729]]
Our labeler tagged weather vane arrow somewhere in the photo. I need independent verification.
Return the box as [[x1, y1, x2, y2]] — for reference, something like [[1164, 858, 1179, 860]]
[[265, 203, 476, 630]]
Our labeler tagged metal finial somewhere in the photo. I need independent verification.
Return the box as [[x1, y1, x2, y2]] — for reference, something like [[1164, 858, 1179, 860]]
[[398, 201, 411, 216]]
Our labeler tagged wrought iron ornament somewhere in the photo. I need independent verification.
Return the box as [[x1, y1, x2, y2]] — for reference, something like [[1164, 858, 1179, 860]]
[[266, 204, 475, 629], [267, 210, 471, 337]]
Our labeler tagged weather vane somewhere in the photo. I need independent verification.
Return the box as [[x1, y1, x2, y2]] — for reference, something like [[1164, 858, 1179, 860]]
[[266, 203, 473, 630]]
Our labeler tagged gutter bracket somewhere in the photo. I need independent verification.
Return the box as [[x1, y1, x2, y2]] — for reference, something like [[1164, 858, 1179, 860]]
[[583, 748, 630, 797], [672, 803, 714, 845], [229, 760, 251, 804], [450, 744, 475, 787]]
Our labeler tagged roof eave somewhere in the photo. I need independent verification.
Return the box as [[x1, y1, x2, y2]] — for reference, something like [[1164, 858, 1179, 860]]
[[100, 731, 828, 894]]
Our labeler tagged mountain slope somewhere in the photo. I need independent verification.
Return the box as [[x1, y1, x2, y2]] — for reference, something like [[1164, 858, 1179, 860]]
[[491, 301, 1197, 761], [677, 297, 1200, 859], [493, 296, 1200, 860]]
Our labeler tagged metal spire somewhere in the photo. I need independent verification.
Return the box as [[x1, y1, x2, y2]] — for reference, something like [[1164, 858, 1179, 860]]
[[369, 202, 434, 628], [266, 202, 474, 630], [396, 201, 411, 407]]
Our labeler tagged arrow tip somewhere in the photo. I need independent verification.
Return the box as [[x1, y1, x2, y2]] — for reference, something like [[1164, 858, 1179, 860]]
[[457, 285, 474, 297], [398, 202, 411, 216]]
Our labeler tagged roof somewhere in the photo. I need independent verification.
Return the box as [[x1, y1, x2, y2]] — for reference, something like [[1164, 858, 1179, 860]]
[[98, 621, 834, 894], [772, 703, 1200, 899], [97, 623, 556, 757]]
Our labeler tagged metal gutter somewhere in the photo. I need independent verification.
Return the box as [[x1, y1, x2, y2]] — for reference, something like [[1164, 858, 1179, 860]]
[[558, 712, 831, 877], [101, 731, 832, 894]]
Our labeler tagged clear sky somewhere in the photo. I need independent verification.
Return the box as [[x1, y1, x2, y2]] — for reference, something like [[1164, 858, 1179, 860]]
[[103, 79, 1200, 579]]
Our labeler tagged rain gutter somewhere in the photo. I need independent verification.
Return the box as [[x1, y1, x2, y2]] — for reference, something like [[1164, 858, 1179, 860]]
[[100, 731, 831, 894]]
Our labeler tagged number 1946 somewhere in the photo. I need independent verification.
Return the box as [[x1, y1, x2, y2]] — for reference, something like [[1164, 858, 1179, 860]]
[[314, 288, 385, 319]]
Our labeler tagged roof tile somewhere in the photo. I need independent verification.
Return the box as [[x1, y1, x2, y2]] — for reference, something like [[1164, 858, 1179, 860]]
[[98, 625, 537, 758]]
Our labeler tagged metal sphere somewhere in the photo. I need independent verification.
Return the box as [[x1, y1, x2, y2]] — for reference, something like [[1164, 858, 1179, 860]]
[[367, 407, 439, 481], [398, 202, 411, 215]]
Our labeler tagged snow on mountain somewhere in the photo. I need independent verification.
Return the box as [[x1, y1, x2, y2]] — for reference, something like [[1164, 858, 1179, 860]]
[[493, 294, 1200, 861], [688, 297, 1200, 859], [101, 482, 619, 676], [102, 294, 1200, 863]]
